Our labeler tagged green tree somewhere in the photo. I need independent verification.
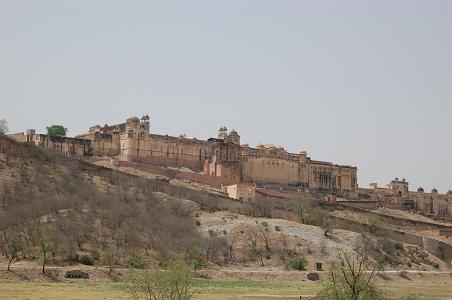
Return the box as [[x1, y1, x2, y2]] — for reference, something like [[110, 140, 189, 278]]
[[317, 253, 385, 300], [46, 125, 68, 139], [0, 119, 8, 136], [289, 253, 308, 271]]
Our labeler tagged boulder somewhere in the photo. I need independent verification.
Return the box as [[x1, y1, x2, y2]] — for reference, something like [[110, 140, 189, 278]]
[[307, 272, 320, 281]]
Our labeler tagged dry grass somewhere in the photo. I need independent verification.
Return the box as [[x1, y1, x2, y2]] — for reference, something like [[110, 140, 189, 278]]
[[1, 279, 452, 300]]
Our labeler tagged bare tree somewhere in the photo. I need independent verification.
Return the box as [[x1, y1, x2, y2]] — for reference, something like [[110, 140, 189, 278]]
[[258, 223, 271, 252], [123, 255, 194, 300], [39, 240, 52, 275], [5, 235, 23, 271], [101, 246, 122, 274], [290, 193, 316, 225], [277, 234, 291, 262], [317, 253, 385, 300]]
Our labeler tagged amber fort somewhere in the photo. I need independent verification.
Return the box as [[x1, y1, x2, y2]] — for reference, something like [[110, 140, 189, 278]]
[[8, 115, 451, 219]]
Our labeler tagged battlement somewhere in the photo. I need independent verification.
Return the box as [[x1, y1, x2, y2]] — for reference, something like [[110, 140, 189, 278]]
[[9, 114, 359, 195]]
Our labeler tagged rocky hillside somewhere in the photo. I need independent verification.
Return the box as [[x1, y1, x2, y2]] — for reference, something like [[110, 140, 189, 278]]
[[0, 146, 223, 269], [0, 140, 445, 276]]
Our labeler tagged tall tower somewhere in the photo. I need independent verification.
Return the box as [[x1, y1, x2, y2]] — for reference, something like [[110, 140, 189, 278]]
[[140, 114, 150, 134], [218, 126, 228, 140], [228, 129, 240, 145], [121, 116, 140, 159]]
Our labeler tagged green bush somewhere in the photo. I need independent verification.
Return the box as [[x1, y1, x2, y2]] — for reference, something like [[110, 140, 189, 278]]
[[394, 242, 404, 252], [80, 255, 95, 266], [289, 254, 307, 271], [376, 255, 389, 265], [129, 253, 147, 269], [364, 214, 380, 234], [66, 251, 80, 263]]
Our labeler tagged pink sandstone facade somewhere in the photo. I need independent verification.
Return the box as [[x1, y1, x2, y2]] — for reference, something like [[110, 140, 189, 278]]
[[10, 115, 358, 195], [9, 115, 450, 218], [358, 178, 452, 219]]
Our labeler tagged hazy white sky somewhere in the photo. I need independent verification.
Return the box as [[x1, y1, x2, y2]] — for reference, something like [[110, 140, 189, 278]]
[[1, 1, 451, 192]]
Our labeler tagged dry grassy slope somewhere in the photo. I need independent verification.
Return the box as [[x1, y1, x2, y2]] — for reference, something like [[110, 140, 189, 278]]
[[0, 151, 203, 267], [91, 158, 227, 197], [194, 210, 447, 272], [0, 151, 446, 276]]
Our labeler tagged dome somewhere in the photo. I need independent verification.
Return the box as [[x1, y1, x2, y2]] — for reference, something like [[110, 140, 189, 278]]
[[230, 129, 238, 135], [126, 116, 140, 123], [447, 190, 452, 195], [264, 144, 277, 149], [431, 188, 438, 193], [395, 177, 399, 181], [417, 187, 424, 193]]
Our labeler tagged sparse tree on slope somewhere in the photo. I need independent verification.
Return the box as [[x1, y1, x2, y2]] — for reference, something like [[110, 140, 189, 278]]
[[5, 234, 23, 271], [291, 193, 316, 225]]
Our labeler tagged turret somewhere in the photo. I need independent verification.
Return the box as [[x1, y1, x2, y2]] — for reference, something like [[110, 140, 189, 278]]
[[111, 127, 120, 154], [26, 129, 35, 142], [218, 126, 228, 140], [299, 150, 309, 162], [126, 116, 140, 137], [140, 114, 150, 134], [228, 129, 240, 145]]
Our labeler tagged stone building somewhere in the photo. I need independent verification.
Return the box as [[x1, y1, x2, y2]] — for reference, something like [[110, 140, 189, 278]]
[[240, 145, 357, 193], [8, 129, 92, 157], [224, 184, 256, 201], [359, 178, 452, 219], [11, 115, 357, 194]]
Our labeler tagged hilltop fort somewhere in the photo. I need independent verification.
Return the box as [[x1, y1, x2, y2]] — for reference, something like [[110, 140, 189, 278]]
[[8, 114, 451, 219]]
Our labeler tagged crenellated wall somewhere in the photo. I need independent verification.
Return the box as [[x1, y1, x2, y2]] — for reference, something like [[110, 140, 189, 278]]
[[2, 135, 451, 262], [7, 115, 357, 194], [240, 145, 358, 193], [330, 215, 452, 263], [359, 180, 452, 219]]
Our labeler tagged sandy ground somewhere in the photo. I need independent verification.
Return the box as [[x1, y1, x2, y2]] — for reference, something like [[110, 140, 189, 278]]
[[198, 210, 361, 264], [1, 269, 452, 300]]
